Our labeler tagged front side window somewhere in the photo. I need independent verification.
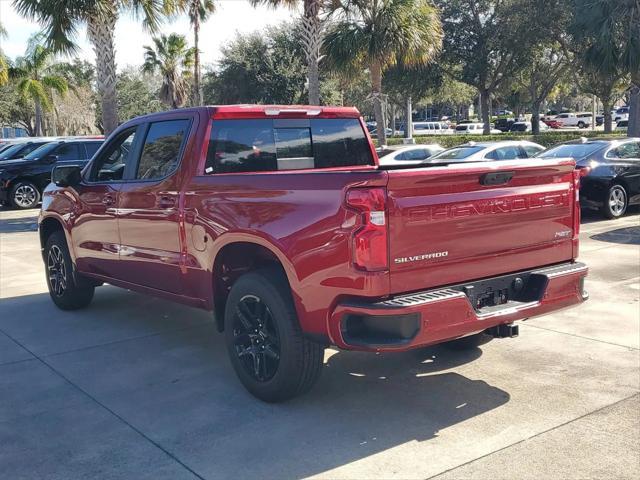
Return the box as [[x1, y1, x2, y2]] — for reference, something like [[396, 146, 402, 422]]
[[205, 118, 374, 174], [54, 143, 82, 161], [136, 119, 189, 180], [88, 128, 138, 182], [85, 142, 102, 159]]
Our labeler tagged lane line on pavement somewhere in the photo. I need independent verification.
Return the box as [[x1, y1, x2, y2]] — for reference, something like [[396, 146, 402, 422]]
[[0, 326, 207, 480], [426, 392, 640, 480], [41, 322, 215, 360], [521, 323, 640, 351]]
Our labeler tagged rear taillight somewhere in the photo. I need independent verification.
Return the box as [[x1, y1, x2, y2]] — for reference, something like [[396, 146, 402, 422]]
[[346, 187, 388, 271], [572, 168, 583, 235]]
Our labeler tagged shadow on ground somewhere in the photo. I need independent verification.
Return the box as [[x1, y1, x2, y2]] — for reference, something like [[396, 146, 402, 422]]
[[590, 225, 640, 245], [580, 206, 639, 224], [0, 288, 510, 479]]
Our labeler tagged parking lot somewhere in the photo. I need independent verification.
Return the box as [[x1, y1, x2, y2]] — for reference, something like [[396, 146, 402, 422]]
[[0, 207, 638, 479]]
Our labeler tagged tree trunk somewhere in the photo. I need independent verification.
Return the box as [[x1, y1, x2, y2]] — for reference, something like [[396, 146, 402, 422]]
[[531, 102, 541, 135], [34, 98, 43, 136], [87, 12, 118, 134], [480, 89, 491, 135], [193, 13, 202, 106], [370, 61, 386, 146], [602, 99, 613, 134], [628, 83, 640, 138], [302, 0, 322, 105], [405, 96, 413, 140]]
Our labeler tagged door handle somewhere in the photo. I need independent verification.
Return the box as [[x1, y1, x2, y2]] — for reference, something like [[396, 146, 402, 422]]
[[102, 195, 115, 206], [480, 171, 515, 186], [158, 196, 176, 208]]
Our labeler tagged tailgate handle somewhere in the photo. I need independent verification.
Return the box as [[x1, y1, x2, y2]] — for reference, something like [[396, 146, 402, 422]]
[[480, 171, 514, 186]]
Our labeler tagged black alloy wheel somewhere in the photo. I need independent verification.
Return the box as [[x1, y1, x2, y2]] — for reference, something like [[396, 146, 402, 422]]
[[232, 294, 281, 382]]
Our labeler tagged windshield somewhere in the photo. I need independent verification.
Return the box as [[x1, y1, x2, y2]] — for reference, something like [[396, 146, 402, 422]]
[[23, 142, 58, 160], [0, 142, 45, 160], [538, 143, 605, 159], [430, 146, 484, 160], [0, 144, 27, 160]]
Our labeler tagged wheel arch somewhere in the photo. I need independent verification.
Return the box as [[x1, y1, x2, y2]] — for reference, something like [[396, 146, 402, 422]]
[[210, 236, 299, 333], [39, 215, 71, 261]]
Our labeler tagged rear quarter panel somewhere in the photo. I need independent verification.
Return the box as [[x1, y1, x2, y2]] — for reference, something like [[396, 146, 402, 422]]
[[183, 170, 389, 337]]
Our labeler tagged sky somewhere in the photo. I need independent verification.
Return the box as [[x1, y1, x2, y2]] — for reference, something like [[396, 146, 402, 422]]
[[0, 0, 295, 70]]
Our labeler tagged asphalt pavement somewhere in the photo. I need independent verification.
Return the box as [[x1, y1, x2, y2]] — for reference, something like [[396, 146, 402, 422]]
[[0, 206, 638, 480]]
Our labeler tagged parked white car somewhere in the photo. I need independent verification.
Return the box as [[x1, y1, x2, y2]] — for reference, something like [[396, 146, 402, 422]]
[[614, 106, 630, 122], [377, 144, 445, 166], [454, 123, 501, 134], [412, 121, 453, 135], [554, 112, 591, 128], [510, 121, 550, 132], [428, 140, 545, 163]]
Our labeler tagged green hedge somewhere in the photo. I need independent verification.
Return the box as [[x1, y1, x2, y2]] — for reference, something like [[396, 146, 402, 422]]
[[380, 131, 625, 148]]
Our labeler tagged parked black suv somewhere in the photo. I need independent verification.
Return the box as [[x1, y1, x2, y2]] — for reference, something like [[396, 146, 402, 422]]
[[0, 138, 103, 209], [0, 140, 52, 162]]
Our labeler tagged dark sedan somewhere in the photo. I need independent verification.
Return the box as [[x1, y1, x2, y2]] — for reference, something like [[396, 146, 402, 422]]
[[538, 137, 640, 219]]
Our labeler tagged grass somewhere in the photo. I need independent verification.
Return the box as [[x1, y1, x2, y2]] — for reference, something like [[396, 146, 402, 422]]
[[380, 130, 626, 148]]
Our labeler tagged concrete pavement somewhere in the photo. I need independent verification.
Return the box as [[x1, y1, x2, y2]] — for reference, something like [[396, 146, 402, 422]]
[[0, 207, 638, 479]]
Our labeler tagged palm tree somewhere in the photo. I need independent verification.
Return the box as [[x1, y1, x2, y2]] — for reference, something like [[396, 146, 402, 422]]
[[0, 22, 8, 86], [252, 0, 326, 105], [142, 33, 195, 109], [10, 40, 68, 136], [181, 0, 215, 106], [571, 0, 640, 135], [13, 0, 175, 134], [324, 0, 442, 145]]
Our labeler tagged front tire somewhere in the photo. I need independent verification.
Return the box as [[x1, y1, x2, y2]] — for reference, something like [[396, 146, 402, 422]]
[[10, 181, 40, 209], [45, 231, 95, 310], [601, 184, 627, 219], [224, 267, 324, 402], [577, 121, 586, 129]]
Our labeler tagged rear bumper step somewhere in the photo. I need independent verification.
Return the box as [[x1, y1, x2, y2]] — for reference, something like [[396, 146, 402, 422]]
[[331, 262, 588, 351]]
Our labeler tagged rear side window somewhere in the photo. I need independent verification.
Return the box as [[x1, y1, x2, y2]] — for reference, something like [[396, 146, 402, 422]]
[[136, 119, 189, 180], [523, 145, 544, 157], [486, 146, 526, 160], [205, 118, 374, 174], [608, 142, 640, 159]]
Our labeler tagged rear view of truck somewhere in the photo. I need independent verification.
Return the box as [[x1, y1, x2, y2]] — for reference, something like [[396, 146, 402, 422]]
[[332, 158, 587, 351]]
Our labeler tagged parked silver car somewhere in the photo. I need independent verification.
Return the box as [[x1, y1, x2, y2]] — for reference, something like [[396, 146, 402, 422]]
[[428, 140, 545, 163]]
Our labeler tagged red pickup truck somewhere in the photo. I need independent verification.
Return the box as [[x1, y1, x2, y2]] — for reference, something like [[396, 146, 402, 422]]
[[39, 105, 588, 402]]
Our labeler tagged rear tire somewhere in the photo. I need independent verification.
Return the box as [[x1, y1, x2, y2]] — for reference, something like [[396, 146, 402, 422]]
[[45, 231, 95, 310], [10, 181, 40, 209], [601, 184, 627, 219], [224, 267, 324, 402], [443, 332, 491, 350]]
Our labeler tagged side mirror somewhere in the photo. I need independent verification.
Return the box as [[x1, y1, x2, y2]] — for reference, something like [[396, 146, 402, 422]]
[[45, 154, 59, 164], [52, 165, 82, 187]]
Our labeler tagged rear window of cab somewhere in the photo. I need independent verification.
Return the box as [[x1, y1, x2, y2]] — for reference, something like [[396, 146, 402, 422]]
[[205, 118, 374, 174]]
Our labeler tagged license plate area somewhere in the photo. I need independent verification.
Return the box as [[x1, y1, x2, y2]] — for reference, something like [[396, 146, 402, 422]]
[[458, 271, 547, 313]]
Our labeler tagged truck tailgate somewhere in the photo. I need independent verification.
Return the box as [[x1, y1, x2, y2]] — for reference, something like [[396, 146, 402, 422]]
[[386, 159, 577, 295]]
